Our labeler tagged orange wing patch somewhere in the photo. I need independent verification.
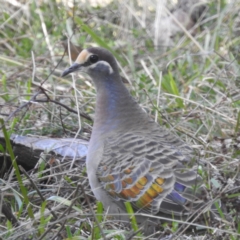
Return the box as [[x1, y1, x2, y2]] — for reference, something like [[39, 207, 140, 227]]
[[100, 167, 165, 210], [138, 176, 148, 186], [156, 177, 164, 185], [136, 179, 164, 209]]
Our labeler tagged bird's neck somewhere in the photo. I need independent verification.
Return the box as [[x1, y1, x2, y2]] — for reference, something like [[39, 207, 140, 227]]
[[92, 78, 148, 137]]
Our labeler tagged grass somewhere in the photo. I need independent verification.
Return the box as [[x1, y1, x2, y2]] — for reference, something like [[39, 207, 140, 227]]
[[0, 0, 240, 239]]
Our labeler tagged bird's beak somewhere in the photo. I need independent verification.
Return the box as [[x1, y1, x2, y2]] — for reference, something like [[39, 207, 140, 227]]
[[61, 62, 82, 77]]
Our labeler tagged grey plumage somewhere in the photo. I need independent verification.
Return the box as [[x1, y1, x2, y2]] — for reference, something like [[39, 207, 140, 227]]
[[62, 47, 215, 221]]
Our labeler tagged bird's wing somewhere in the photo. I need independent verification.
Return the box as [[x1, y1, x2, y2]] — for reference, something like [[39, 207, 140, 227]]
[[97, 130, 205, 216]]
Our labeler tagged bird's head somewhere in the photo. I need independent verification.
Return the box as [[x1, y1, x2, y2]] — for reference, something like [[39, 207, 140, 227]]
[[62, 47, 119, 79]]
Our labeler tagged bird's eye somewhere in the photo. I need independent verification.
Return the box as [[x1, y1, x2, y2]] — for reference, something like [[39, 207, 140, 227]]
[[89, 55, 99, 64]]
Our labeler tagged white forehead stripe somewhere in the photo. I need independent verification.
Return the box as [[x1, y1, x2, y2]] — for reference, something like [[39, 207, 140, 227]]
[[89, 61, 113, 74], [76, 49, 91, 64]]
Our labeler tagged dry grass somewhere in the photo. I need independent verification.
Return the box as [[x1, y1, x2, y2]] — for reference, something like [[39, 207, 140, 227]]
[[0, 0, 240, 239]]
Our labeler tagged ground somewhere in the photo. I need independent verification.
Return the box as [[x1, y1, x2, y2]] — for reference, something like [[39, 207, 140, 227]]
[[0, 0, 240, 239]]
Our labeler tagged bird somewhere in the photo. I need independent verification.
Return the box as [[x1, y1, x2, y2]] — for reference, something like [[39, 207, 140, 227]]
[[61, 47, 213, 223]]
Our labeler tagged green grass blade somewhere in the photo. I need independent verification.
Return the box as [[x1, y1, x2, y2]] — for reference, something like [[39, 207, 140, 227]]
[[124, 202, 140, 234], [94, 201, 104, 239], [1, 119, 34, 219], [168, 71, 184, 108], [234, 111, 240, 134], [74, 17, 125, 64]]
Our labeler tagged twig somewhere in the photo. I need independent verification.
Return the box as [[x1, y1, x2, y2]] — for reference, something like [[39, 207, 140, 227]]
[[49, 184, 81, 240], [39, 88, 92, 121], [1, 200, 20, 227], [19, 166, 59, 220], [4, 89, 43, 123], [79, 184, 107, 240]]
